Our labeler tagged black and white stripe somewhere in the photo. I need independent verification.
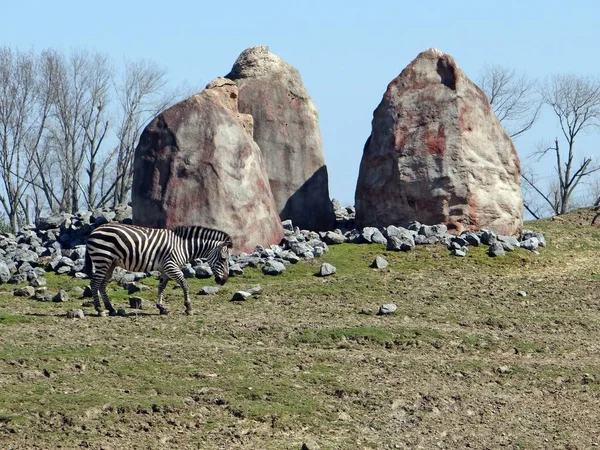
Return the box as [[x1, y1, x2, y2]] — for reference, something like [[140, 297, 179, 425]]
[[85, 223, 232, 316]]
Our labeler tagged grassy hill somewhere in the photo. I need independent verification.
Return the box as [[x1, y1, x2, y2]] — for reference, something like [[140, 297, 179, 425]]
[[1, 210, 600, 449]]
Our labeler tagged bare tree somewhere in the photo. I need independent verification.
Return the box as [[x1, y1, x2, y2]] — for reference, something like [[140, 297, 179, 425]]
[[79, 53, 111, 209], [0, 47, 53, 230], [524, 74, 600, 216], [98, 59, 186, 207], [41, 49, 113, 214], [478, 65, 541, 138]]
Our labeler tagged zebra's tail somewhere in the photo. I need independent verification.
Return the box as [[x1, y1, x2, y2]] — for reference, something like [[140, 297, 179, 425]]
[[83, 248, 94, 276]]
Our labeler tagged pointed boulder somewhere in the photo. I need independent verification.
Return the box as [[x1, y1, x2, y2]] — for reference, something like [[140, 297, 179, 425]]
[[355, 48, 523, 236]]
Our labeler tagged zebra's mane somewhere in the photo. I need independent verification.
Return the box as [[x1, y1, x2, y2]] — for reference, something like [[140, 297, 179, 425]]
[[172, 225, 232, 245]]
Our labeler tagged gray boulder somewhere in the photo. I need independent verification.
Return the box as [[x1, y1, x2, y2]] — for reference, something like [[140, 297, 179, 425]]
[[386, 234, 415, 252], [361, 227, 387, 245], [52, 290, 69, 302], [0, 261, 10, 283], [321, 231, 346, 245], [319, 263, 336, 277], [199, 286, 220, 295], [371, 255, 389, 269], [520, 237, 540, 251], [487, 242, 506, 257], [378, 303, 397, 315], [521, 230, 546, 247], [14, 286, 35, 297], [262, 260, 286, 275]]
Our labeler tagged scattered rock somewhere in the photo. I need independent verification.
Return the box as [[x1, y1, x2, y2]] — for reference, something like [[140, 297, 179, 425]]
[[361, 227, 387, 245], [13, 286, 35, 297], [262, 260, 286, 275], [371, 255, 389, 269], [194, 262, 213, 278], [319, 263, 336, 277], [229, 264, 244, 276], [386, 234, 414, 252], [378, 304, 397, 315], [129, 296, 143, 309], [247, 285, 263, 296], [487, 243, 506, 257], [520, 237, 540, 251], [231, 291, 252, 302], [66, 309, 85, 319], [321, 231, 346, 245], [301, 439, 321, 450], [199, 286, 220, 295], [52, 290, 69, 303], [517, 291, 527, 297], [0, 261, 10, 283]]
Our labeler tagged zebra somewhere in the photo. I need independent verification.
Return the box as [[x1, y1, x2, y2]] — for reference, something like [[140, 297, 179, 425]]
[[85, 223, 232, 316]]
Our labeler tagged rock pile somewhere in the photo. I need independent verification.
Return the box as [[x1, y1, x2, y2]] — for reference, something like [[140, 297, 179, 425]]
[[0, 202, 545, 297], [0, 206, 132, 285]]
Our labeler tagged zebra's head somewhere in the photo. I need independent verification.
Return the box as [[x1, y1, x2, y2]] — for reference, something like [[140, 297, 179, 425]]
[[209, 236, 233, 285]]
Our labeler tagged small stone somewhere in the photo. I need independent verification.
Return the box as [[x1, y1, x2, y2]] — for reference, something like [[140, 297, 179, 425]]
[[319, 263, 336, 277], [247, 285, 263, 296], [29, 277, 47, 288], [13, 286, 35, 297], [199, 286, 219, 295], [321, 231, 346, 245], [229, 264, 244, 276], [52, 290, 69, 302], [378, 303, 397, 315], [386, 235, 414, 252], [231, 291, 252, 302], [71, 286, 85, 295], [66, 309, 85, 319], [497, 365, 511, 374], [279, 250, 300, 264], [451, 248, 467, 257], [262, 260, 286, 275], [520, 237, 540, 251], [370, 255, 388, 269], [517, 291, 527, 297], [129, 296, 143, 309], [301, 439, 321, 450], [487, 242, 505, 257], [116, 308, 128, 317]]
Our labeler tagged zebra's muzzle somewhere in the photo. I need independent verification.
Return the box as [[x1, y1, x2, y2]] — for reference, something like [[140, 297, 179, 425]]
[[215, 274, 229, 285]]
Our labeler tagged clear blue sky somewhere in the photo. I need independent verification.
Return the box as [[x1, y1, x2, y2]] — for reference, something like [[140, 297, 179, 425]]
[[3, 1, 599, 209]]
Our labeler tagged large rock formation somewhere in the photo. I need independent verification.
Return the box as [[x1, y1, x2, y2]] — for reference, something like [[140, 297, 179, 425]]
[[355, 48, 523, 235], [132, 77, 283, 253], [226, 45, 335, 231]]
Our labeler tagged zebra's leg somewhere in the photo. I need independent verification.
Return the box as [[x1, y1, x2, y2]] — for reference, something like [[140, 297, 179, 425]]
[[90, 272, 105, 317], [156, 275, 169, 315], [99, 263, 118, 316], [163, 262, 193, 315]]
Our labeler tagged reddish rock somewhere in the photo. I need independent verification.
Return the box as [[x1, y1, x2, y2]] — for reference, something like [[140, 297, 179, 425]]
[[132, 77, 283, 253], [355, 48, 523, 235], [226, 45, 335, 231]]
